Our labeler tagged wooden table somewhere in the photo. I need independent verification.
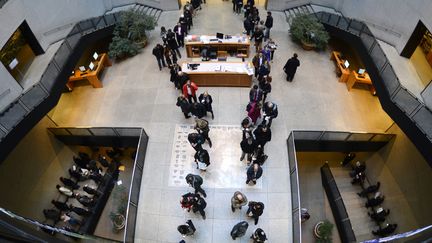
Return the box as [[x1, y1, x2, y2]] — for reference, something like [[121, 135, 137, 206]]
[[181, 61, 253, 87], [185, 35, 250, 58], [67, 53, 112, 91], [330, 51, 350, 83], [347, 71, 376, 95]]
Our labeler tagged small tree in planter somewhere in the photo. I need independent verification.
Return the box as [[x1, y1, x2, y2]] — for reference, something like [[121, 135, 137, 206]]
[[290, 14, 329, 50], [109, 185, 128, 232], [314, 220, 334, 243], [109, 9, 156, 59]]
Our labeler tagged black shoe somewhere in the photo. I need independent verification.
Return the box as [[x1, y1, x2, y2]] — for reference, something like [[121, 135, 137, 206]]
[[186, 115, 191, 118], [202, 214, 206, 220], [231, 206, 235, 212], [208, 141, 212, 148]]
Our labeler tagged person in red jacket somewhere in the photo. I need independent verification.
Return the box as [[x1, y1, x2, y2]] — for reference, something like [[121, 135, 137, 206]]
[[183, 80, 198, 103]]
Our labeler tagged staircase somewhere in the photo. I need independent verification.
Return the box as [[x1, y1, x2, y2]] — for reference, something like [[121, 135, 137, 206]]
[[284, 4, 315, 26], [105, 3, 163, 22]]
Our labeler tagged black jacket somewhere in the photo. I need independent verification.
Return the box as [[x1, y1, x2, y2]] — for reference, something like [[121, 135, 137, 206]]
[[253, 126, 272, 145], [186, 174, 203, 188], [241, 139, 257, 153], [174, 25, 186, 37], [265, 16, 273, 28], [231, 221, 249, 239], [152, 45, 164, 58], [198, 93, 213, 111], [166, 31, 178, 49], [262, 102, 278, 118], [284, 57, 300, 74], [247, 165, 263, 181], [194, 149, 210, 166], [251, 29, 264, 42], [176, 97, 191, 113], [191, 102, 207, 118]]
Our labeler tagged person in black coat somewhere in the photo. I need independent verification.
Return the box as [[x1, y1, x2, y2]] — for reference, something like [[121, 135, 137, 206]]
[[184, 9, 193, 30], [179, 15, 188, 35], [191, 102, 207, 118], [177, 219, 196, 237], [173, 23, 186, 47], [164, 45, 178, 66], [246, 163, 263, 185], [261, 76, 272, 102], [83, 185, 101, 196], [358, 182, 380, 197], [264, 11, 273, 40], [194, 148, 210, 171], [169, 64, 182, 88], [231, 221, 249, 240], [253, 125, 271, 148], [251, 228, 267, 242], [250, 27, 264, 52], [235, 0, 243, 14], [192, 194, 207, 219], [365, 193, 385, 208], [43, 209, 61, 222], [69, 205, 92, 217], [75, 193, 96, 207], [283, 53, 300, 81], [177, 71, 189, 90], [188, 132, 204, 151], [244, 16, 253, 36], [262, 101, 278, 127], [177, 95, 191, 118], [166, 29, 182, 58], [372, 223, 397, 237], [186, 173, 207, 197], [152, 43, 166, 71], [241, 137, 257, 164], [59, 177, 79, 190], [249, 85, 263, 103], [51, 200, 70, 211], [246, 201, 264, 224], [198, 91, 214, 119]]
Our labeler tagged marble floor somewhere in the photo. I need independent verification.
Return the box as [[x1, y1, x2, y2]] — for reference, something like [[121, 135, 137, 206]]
[[48, 0, 395, 242]]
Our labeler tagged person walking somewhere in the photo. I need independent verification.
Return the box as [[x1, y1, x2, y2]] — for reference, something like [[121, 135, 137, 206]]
[[198, 91, 214, 119], [251, 228, 267, 242], [183, 80, 198, 103], [152, 43, 166, 71], [241, 136, 257, 164], [247, 201, 265, 225], [194, 147, 210, 171], [283, 53, 300, 82], [264, 11, 273, 41], [231, 191, 248, 212], [195, 117, 212, 147], [176, 95, 192, 118], [186, 173, 207, 197], [166, 29, 182, 58], [246, 163, 263, 185], [262, 101, 278, 127], [192, 194, 207, 219], [177, 219, 196, 237], [231, 221, 249, 240]]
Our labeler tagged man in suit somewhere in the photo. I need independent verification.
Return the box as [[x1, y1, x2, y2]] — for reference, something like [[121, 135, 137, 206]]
[[198, 91, 214, 119], [152, 43, 166, 71], [166, 29, 182, 58], [247, 201, 264, 224], [283, 53, 300, 82], [186, 173, 207, 197], [174, 22, 186, 47]]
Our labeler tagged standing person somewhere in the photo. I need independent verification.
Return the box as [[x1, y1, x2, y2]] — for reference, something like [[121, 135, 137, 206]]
[[261, 76, 272, 102], [251, 228, 267, 242], [244, 3, 252, 18], [152, 44, 166, 71], [247, 101, 261, 125], [253, 124, 271, 149], [195, 117, 212, 147], [198, 91, 214, 119], [250, 27, 264, 52], [186, 173, 207, 197], [170, 63, 181, 87], [231, 221, 249, 240], [180, 192, 196, 212], [188, 132, 204, 151], [174, 22, 186, 47], [164, 45, 178, 66], [232, 0, 237, 13], [241, 116, 253, 141], [262, 101, 278, 127], [252, 52, 265, 78], [177, 219, 196, 237], [246, 163, 263, 185], [257, 61, 271, 83], [246, 0, 255, 6], [244, 16, 253, 36], [177, 71, 189, 90], [240, 136, 257, 164], [264, 39, 277, 61], [191, 102, 207, 118], [283, 53, 300, 82], [249, 85, 263, 103], [192, 194, 207, 219], [51, 200, 70, 211], [247, 201, 264, 225], [184, 9, 193, 30], [264, 12, 273, 40], [160, 26, 168, 44], [166, 29, 182, 58], [236, 0, 243, 14], [179, 15, 188, 35], [194, 148, 210, 171], [231, 191, 248, 212], [183, 80, 198, 103], [176, 95, 191, 118]]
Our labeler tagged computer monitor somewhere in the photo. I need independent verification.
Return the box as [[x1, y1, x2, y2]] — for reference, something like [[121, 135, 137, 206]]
[[216, 32, 224, 39], [358, 68, 365, 75], [89, 62, 95, 71], [79, 66, 86, 72], [93, 52, 99, 60], [344, 60, 350, 68]]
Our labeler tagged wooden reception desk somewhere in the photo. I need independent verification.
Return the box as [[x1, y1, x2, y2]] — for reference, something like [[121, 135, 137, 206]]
[[181, 61, 254, 87], [185, 35, 250, 58], [67, 53, 111, 91]]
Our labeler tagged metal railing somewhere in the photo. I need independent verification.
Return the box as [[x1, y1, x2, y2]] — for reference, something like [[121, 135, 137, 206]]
[[287, 130, 395, 243], [314, 11, 432, 142]]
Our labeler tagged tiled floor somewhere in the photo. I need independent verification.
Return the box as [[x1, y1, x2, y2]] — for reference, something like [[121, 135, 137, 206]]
[[47, 0, 396, 242]]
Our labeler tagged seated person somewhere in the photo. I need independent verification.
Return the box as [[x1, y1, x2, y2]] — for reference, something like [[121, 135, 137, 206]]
[[59, 177, 79, 190], [83, 185, 101, 196], [365, 192, 385, 208], [349, 161, 366, 177], [372, 223, 397, 237], [351, 172, 365, 185], [51, 200, 70, 211], [69, 205, 92, 217], [60, 213, 82, 226], [369, 207, 390, 222], [98, 155, 110, 168], [68, 165, 90, 181], [43, 209, 61, 222], [56, 184, 74, 197], [75, 193, 96, 207], [358, 182, 380, 197]]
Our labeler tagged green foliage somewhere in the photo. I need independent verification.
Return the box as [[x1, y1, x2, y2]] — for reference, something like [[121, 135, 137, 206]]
[[316, 220, 334, 243], [108, 9, 156, 59], [290, 14, 330, 50], [0, 30, 26, 66], [111, 185, 128, 216]]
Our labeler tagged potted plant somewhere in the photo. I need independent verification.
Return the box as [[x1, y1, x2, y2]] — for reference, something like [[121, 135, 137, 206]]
[[108, 9, 156, 59], [109, 185, 128, 232], [290, 14, 329, 51], [314, 220, 334, 243]]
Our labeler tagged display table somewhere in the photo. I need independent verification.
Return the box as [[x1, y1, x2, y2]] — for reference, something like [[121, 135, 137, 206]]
[[330, 51, 350, 83], [347, 71, 376, 95], [185, 34, 250, 58], [67, 53, 112, 91], [181, 61, 254, 87]]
